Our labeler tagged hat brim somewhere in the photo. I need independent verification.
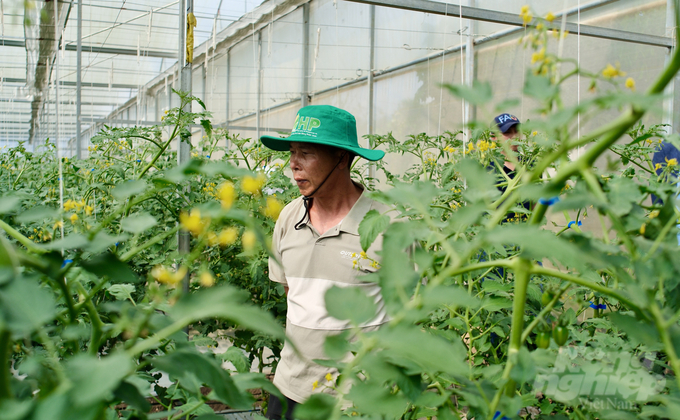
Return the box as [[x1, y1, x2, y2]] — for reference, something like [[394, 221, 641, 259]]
[[498, 120, 520, 133], [260, 135, 385, 161]]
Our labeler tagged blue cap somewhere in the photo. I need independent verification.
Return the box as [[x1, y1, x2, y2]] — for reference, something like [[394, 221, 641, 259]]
[[494, 113, 520, 133]]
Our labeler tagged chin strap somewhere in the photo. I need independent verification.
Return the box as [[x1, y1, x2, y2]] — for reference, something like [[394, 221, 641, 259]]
[[294, 153, 347, 230]]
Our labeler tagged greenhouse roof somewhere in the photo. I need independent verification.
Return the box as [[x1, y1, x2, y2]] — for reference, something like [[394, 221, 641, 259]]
[[0, 0, 265, 148]]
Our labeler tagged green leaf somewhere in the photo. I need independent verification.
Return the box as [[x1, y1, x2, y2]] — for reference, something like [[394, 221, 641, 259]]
[[0, 195, 23, 214], [113, 380, 151, 413], [84, 231, 129, 254], [41, 234, 89, 251], [523, 74, 558, 101], [169, 286, 284, 340], [152, 347, 251, 409], [358, 209, 389, 252], [509, 346, 536, 384], [0, 399, 33, 420], [444, 81, 492, 105], [200, 119, 213, 137], [293, 393, 336, 420], [325, 285, 377, 326], [0, 274, 56, 335], [608, 313, 661, 348], [345, 379, 409, 417], [66, 353, 134, 407], [81, 252, 139, 283], [15, 205, 58, 224], [219, 346, 250, 373], [107, 284, 135, 302], [323, 330, 350, 360], [121, 212, 158, 234], [0, 235, 19, 285], [375, 325, 467, 376], [457, 159, 499, 203], [112, 180, 147, 201]]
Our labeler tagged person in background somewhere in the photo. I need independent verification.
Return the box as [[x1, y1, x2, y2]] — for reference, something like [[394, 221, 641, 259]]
[[259, 105, 390, 420], [491, 113, 532, 221]]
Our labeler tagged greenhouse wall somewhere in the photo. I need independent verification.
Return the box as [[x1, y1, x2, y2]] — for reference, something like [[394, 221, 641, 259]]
[[63, 0, 677, 167]]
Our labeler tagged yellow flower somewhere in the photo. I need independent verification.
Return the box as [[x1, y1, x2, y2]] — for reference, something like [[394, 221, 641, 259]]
[[312, 380, 319, 390], [325, 373, 333, 382], [69, 213, 78, 223], [179, 209, 209, 236], [639, 223, 646, 235], [207, 232, 219, 246], [264, 197, 284, 220], [360, 251, 368, 259], [655, 163, 662, 171], [85, 205, 94, 216], [536, 23, 544, 31], [241, 173, 267, 195], [520, 5, 530, 14], [200, 272, 215, 287], [53, 220, 64, 229], [151, 266, 187, 286], [64, 199, 77, 211], [242, 230, 257, 251], [545, 12, 556, 22], [602, 63, 626, 79], [666, 157, 677, 166], [218, 227, 239, 246], [649, 210, 660, 219], [531, 48, 545, 64], [218, 182, 236, 209], [75, 199, 85, 210], [477, 140, 492, 153], [625, 77, 635, 91], [467, 142, 474, 153], [443, 146, 455, 153]]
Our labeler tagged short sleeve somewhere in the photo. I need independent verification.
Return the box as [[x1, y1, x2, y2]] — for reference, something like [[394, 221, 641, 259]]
[[269, 217, 287, 286]]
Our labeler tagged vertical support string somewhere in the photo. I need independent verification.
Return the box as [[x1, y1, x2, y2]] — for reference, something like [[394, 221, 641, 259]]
[[54, 0, 64, 243], [437, 3, 448, 137]]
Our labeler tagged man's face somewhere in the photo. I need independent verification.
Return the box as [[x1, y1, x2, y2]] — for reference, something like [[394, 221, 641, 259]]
[[500, 126, 519, 152], [289, 142, 341, 196]]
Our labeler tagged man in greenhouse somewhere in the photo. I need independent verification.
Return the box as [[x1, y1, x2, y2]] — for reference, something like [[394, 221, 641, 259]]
[[259, 105, 390, 419]]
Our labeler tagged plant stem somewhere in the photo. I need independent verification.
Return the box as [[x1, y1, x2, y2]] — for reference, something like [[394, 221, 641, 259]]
[[0, 219, 46, 254], [74, 282, 104, 355], [0, 327, 13, 400], [520, 285, 570, 343], [119, 225, 180, 262], [650, 303, 680, 394]]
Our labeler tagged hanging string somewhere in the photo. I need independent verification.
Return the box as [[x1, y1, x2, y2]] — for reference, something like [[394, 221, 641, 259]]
[[334, 0, 339, 102], [577, 0, 581, 158], [437, 2, 449, 137], [459, 3, 466, 150]]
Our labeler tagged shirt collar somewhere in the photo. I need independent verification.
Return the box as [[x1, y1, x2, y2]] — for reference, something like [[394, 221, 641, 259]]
[[293, 184, 371, 235]]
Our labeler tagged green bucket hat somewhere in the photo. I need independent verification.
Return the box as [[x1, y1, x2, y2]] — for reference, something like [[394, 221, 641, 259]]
[[260, 105, 385, 161]]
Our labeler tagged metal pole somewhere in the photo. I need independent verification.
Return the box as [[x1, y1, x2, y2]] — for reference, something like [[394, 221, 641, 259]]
[[76, 0, 82, 158], [226, 49, 230, 149], [664, 0, 676, 131], [367, 5, 376, 183], [301, 3, 310, 107], [256, 30, 262, 141], [178, 0, 193, 298]]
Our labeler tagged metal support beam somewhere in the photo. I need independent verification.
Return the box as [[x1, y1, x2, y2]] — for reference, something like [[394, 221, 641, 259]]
[[256, 30, 262, 141], [345, 0, 674, 48], [301, 3, 310, 108], [0, 38, 177, 58], [664, 0, 677, 131], [2, 78, 141, 90], [178, 0, 193, 299], [225, 49, 230, 149], [76, 0, 82, 159]]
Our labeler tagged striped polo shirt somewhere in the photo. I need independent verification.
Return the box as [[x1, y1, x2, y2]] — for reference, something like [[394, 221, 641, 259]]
[[269, 188, 390, 403]]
